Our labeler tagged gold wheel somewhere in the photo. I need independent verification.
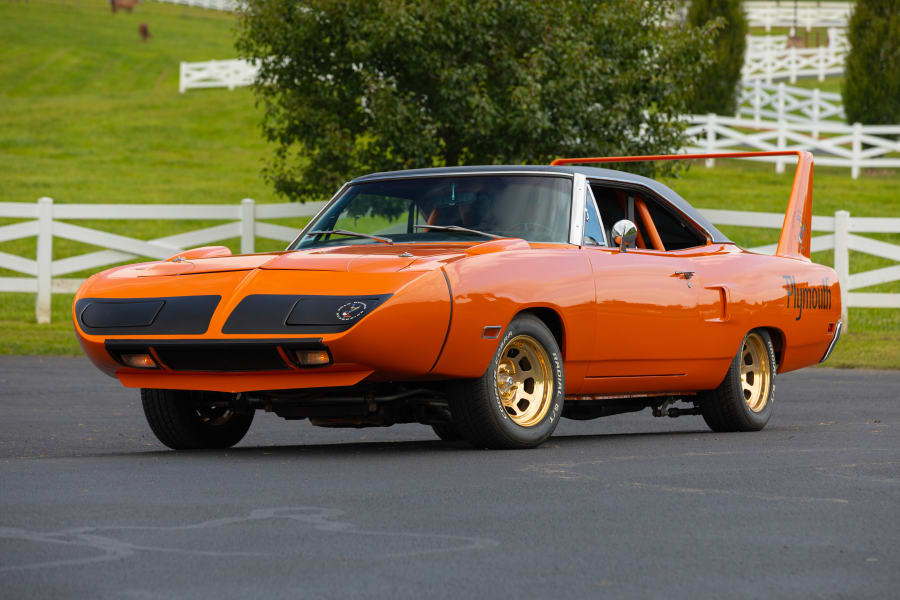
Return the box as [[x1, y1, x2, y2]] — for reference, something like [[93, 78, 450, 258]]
[[495, 335, 554, 427], [741, 332, 772, 413]]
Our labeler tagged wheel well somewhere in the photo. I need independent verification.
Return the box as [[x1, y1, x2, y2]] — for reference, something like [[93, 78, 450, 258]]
[[758, 327, 785, 370], [518, 307, 564, 357]]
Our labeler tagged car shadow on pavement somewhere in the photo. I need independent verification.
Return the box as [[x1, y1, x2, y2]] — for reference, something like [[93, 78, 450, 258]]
[[96, 428, 712, 460]]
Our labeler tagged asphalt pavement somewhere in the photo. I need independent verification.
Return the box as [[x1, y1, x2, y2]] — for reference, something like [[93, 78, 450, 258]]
[[1, 356, 898, 599]]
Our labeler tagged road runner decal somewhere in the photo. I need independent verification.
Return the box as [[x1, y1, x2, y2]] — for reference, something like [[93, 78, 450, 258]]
[[783, 276, 832, 320]]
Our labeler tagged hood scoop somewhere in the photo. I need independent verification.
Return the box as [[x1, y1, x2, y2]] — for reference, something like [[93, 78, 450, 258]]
[[261, 252, 417, 273], [121, 255, 276, 277]]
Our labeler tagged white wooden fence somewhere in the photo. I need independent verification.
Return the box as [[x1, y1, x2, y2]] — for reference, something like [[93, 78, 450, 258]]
[[741, 41, 846, 83], [747, 34, 790, 54], [153, 0, 240, 11], [179, 59, 258, 93], [1, 198, 896, 327], [0, 199, 324, 323], [738, 81, 845, 125], [685, 114, 900, 179], [744, 1, 854, 33]]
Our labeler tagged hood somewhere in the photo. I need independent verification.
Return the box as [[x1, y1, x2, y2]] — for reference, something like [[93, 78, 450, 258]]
[[111, 239, 528, 279]]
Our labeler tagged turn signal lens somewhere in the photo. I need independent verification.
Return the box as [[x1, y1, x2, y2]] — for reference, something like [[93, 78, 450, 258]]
[[121, 353, 158, 369], [294, 349, 331, 366]]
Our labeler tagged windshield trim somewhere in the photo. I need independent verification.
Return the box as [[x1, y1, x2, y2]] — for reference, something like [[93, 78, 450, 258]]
[[288, 172, 576, 250]]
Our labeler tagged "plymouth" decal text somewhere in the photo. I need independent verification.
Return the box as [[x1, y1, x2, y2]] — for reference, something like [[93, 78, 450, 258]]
[[783, 275, 832, 320]]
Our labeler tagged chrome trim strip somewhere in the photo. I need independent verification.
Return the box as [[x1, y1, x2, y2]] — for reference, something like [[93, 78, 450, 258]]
[[819, 320, 843, 363], [570, 173, 586, 245]]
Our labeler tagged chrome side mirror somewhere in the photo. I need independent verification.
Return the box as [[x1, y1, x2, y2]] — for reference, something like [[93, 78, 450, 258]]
[[611, 219, 637, 252]]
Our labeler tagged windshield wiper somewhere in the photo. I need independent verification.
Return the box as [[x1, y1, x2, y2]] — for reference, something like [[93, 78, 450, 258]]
[[412, 224, 503, 240], [308, 229, 393, 245]]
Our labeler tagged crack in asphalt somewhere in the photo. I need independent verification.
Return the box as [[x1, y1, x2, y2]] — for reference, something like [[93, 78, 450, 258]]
[[0, 506, 499, 572]]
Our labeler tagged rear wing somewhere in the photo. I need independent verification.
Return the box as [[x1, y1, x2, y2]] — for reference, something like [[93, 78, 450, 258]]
[[551, 151, 814, 261]]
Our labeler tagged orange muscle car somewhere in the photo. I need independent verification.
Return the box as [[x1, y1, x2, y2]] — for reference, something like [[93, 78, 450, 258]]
[[73, 151, 841, 450]]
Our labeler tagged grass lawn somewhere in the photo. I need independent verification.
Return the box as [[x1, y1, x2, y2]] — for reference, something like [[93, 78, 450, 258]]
[[1, 0, 897, 369]]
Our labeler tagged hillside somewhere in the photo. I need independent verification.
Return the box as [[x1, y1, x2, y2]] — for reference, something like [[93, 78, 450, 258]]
[[0, 0, 896, 366], [0, 0, 273, 205]]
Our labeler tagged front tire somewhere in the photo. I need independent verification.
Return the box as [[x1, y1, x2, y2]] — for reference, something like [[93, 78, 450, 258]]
[[450, 314, 564, 449], [699, 330, 776, 432], [141, 389, 254, 450]]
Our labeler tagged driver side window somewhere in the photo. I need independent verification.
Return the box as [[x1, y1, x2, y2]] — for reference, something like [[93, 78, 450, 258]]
[[583, 186, 606, 246]]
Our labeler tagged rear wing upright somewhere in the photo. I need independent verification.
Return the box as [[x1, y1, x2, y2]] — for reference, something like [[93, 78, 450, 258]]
[[550, 151, 814, 261]]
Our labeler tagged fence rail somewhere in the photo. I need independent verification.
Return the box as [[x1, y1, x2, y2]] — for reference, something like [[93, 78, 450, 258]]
[[741, 42, 846, 83], [1, 198, 896, 327], [685, 114, 900, 179], [738, 81, 845, 126], [744, 1, 854, 33], [179, 59, 258, 93], [153, 0, 240, 11], [0, 199, 324, 323]]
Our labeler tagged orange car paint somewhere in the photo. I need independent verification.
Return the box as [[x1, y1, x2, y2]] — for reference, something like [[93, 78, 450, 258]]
[[73, 152, 840, 398]]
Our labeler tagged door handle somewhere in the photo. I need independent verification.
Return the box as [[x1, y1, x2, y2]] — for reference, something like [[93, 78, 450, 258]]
[[674, 271, 695, 287]]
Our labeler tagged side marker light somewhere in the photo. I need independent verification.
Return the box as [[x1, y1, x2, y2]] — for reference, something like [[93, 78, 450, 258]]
[[121, 353, 158, 369], [295, 350, 331, 366]]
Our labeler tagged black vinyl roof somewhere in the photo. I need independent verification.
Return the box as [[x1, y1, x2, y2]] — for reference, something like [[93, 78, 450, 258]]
[[351, 165, 730, 243]]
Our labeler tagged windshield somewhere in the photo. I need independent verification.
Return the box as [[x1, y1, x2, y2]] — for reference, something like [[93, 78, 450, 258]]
[[293, 175, 573, 249]]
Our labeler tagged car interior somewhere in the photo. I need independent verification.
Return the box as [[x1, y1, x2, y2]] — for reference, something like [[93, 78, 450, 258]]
[[588, 182, 708, 251]]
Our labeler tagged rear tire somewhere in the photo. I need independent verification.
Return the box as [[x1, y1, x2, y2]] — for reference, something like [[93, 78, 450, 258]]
[[450, 314, 564, 449], [699, 330, 776, 432], [141, 388, 254, 450]]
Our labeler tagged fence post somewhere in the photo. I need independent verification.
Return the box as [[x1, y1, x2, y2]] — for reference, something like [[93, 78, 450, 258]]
[[241, 198, 255, 254], [777, 82, 785, 122], [851, 122, 862, 180], [834, 210, 850, 331], [179, 62, 187, 94], [817, 46, 826, 82], [35, 197, 53, 324], [754, 79, 762, 124], [705, 113, 716, 168], [766, 47, 773, 85], [776, 88, 786, 174], [789, 46, 797, 84]]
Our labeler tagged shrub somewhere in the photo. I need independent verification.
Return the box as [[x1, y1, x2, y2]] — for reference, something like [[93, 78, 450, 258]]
[[686, 0, 747, 115], [843, 0, 900, 124]]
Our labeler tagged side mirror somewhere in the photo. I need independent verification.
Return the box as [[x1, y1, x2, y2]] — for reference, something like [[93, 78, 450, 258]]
[[611, 220, 637, 253]]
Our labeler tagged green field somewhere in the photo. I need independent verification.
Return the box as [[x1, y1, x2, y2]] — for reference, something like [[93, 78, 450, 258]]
[[1, 0, 897, 368]]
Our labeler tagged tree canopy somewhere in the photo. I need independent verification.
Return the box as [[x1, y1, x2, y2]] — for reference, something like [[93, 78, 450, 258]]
[[236, 0, 719, 201], [843, 0, 900, 125]]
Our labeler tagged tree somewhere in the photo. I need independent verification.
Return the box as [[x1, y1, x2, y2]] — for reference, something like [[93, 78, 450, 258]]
[[236, 0, 719, 201], [686, 0, 747, 115], [843, 0, 900, 125]]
